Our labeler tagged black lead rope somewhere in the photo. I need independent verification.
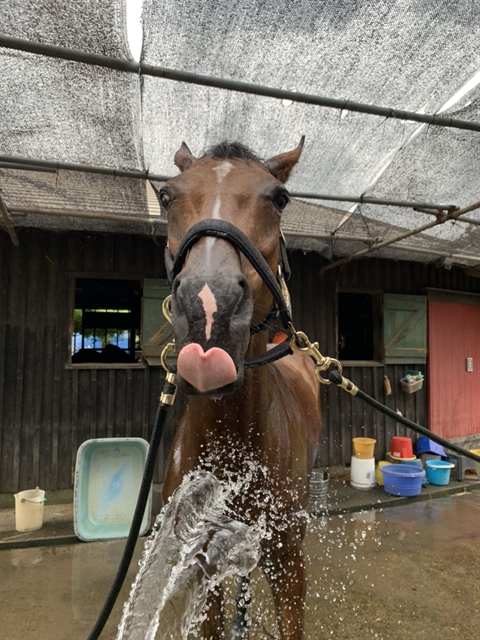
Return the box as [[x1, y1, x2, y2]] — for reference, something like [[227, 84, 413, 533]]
[[87, 399, 170, 640], [329, 371, 480, 464]]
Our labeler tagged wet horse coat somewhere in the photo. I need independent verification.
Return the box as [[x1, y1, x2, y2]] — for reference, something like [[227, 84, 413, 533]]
[[159, 141, 322, 639]]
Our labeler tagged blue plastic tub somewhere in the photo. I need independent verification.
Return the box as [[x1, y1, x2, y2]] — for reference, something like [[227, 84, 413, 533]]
[[74, 438, 151, 541], [381, 464, 425, 497], [415, 436, 447, 459], [425, 460, 455, 486]]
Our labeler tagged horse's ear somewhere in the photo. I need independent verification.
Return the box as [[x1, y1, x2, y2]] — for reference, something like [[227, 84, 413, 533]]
[[263, 136, 305, 183], [174, 142, 197, 172]]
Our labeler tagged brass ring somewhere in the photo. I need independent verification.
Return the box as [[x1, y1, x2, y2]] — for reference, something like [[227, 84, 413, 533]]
[[162, 295, 172, 324], [160, 341, 176, 373]]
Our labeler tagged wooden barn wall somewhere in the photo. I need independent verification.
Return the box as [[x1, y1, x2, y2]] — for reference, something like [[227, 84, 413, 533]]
[[0, 228, 184, 494], [288, 251, 480, 467], [2, 228, 480, 492]]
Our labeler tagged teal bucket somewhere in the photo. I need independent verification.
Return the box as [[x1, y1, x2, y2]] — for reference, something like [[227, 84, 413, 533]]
[[425, 460, 455, 486]]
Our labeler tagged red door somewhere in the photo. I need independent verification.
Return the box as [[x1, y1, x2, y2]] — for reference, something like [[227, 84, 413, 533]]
[[428, 301, 480, 439]]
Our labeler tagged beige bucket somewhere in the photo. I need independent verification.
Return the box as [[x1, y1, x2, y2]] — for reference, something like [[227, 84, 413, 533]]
[[352, 437, 376, 459], [14, 488, 45, 532]]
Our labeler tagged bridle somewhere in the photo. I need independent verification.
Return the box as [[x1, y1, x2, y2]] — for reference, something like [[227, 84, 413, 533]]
[[163, 218, 296, 368]]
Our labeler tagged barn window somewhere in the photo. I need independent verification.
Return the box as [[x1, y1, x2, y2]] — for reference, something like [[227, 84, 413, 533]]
[[71, 278, 142, 364], [337, 292, 382, 362]]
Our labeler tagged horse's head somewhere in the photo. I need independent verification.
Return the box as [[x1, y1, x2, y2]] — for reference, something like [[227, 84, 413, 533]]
[[159, 139, 304, 397]]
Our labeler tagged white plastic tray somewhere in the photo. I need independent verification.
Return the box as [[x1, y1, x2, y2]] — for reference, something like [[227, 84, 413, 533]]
[[74, 438, 151, 541]]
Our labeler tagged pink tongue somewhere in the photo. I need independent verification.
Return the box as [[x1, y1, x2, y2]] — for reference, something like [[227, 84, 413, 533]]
[[177, 343, 237, 393]]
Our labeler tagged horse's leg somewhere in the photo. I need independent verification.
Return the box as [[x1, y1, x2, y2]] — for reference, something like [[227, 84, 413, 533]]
[[201, 583, 224, 639], [262, 543, 306, 640]]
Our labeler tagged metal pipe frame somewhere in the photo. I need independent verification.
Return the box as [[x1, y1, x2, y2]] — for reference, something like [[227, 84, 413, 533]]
[[1, 154, 471, 223], [7, 205, 480, 264], [321, 200, 480, 272], [0, 193, 19, 246], [0, 153, 169, 182], [290, 192, 455, 212], [1, 34, 480, 133], [0, 161, 57, 173]]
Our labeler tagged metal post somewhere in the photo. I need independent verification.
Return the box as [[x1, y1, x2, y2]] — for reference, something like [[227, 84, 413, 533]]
[[1, 34, 480, 133], [0, 193, 20, 246], [7, 204, 480, 264], [321, 201, 480, 272]]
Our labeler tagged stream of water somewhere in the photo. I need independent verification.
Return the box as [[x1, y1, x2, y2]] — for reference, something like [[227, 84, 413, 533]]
[[116, 470, 263, 640]]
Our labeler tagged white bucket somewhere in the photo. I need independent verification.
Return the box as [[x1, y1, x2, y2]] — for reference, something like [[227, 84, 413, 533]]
[[350, 456, 376, 490], [14, 488, 46, 532]]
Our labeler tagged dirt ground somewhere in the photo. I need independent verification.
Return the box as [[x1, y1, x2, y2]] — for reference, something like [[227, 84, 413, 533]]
[[0, 491, 478, 639]]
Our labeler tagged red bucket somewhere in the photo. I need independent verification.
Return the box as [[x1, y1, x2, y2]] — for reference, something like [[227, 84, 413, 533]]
[[390, 436, 414, 459]]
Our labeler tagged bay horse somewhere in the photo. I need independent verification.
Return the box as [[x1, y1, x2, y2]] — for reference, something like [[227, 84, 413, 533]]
[[158, 139, 322, 639]]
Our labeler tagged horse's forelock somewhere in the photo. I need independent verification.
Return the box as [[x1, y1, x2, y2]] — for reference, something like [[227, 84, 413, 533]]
[[206, 141, 262, 164]]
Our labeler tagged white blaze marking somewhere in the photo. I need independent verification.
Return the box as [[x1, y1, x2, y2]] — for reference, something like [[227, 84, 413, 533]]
[[198, 283, 217, 340], [213, 161, 233, 183], [211, 195, 221, 219], [205, 162, 233, 263]]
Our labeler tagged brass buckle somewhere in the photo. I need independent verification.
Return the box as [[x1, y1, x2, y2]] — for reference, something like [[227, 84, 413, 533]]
[[289, 329, 342, 385]]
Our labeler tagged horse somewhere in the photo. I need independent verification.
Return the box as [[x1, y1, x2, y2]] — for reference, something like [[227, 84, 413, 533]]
[[158, 139, 322, 639]]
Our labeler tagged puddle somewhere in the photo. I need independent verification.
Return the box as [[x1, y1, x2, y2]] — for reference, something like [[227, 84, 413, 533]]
[[0, 491, 478, 639]]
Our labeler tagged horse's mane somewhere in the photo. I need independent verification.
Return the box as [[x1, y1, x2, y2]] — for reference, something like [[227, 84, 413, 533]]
[[206, 141, 262, 164]]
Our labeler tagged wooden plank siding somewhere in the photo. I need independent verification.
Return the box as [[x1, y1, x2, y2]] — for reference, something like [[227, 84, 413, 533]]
[[0, 229, 167, 493], [1, 228, 480, 492], [287, 251, 479, 467]]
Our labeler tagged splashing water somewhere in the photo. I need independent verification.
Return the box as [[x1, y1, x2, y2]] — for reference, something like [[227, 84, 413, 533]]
[[116, 470, 262, 640]]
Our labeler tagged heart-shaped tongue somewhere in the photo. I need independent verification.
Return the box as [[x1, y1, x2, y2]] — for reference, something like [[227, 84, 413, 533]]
[[177, 343, 237, 393]]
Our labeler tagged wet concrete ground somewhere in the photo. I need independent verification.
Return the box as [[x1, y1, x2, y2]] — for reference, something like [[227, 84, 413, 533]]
[[0, 490, 479, 639]]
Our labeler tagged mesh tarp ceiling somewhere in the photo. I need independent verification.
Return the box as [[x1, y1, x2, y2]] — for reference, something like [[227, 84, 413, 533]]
[[0, 0, 479, 265]]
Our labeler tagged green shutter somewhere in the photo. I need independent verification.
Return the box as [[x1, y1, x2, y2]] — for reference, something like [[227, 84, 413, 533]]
[[142, 278, 174, 366], [383, 294, 427, 364]]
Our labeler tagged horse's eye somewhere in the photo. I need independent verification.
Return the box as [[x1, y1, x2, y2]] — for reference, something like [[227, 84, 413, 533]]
[[272, 190, 290, 212], [159, 190, 173, 210]]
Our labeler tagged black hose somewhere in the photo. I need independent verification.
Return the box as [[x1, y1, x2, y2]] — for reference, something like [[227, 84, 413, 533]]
[[329, 371, 480, 464], [87, 401, 169, 640]]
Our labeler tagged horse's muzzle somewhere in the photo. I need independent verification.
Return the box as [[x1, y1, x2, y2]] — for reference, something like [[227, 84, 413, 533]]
[[171, 268, 253, 397]]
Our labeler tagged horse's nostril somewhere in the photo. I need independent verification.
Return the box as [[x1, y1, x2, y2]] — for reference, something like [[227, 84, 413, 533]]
[[237, 274, 248, 291]]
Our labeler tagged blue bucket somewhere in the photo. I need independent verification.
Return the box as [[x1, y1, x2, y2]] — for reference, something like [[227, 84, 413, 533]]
[[425, 460, 455, 486], [381, 464, 425, 497]]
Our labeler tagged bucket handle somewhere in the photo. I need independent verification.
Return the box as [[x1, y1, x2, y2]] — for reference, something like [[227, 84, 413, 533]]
[[427, 463, 455, 470], [20, 497, 47, 504]]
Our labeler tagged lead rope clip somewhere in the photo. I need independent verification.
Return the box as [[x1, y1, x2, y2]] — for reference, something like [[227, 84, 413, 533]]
[[289, 328, 343, 386]]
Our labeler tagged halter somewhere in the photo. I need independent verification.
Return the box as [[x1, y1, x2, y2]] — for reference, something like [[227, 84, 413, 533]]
[[164, 218, 293, 334], [164, 218, 295, 368]]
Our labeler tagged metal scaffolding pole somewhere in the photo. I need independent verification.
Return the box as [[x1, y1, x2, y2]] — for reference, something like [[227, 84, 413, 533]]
[[6, 205, 480, 264], [3, 153, 477, 226], [1, 34, 480, 133], [9, 206, 166, 227], [0, 193, 19, 246], [290, 192, 455, 212], [0, 153, 169, 182], [321, 200, 480, 272]]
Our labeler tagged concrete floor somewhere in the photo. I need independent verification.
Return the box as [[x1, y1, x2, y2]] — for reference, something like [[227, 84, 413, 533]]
[[0, 490, 478, 639]]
